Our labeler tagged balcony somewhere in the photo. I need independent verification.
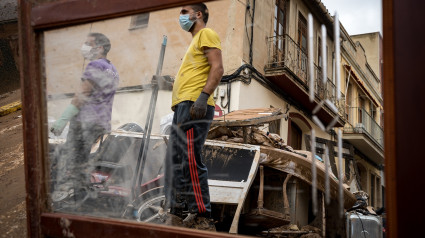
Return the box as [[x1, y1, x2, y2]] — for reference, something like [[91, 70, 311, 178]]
[[264, 34, 345, 127], [343, 107, 384, 164]]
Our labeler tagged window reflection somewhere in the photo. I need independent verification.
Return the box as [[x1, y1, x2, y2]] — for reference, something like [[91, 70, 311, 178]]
[[43, 1, 383, 237], [45, 9, 177, 218]]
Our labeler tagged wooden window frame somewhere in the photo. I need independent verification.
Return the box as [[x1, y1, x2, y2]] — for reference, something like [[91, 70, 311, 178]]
[[274, 0, 287, 37], [297, 12, 307, 53], [273, 0, 287, 65], [297, 12, 308, 74]]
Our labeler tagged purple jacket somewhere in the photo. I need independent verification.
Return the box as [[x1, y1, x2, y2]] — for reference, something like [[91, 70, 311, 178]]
[[76, 58, 119, 131]]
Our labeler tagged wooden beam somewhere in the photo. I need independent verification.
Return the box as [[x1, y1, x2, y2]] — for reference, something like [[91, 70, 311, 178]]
[[212, 114, 286, 127], [31, 0, 214, 30], [41, 213, 245, 238], [382, 0, 397, 237], [19, 0, 49, 237], [383, 1, 425, 237]]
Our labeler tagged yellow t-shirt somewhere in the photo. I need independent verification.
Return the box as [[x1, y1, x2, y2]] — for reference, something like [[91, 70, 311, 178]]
[[171, 28, 222, 108]]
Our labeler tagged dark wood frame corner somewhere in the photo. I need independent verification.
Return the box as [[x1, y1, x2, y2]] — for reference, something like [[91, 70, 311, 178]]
[[382, 1, 397, 238]]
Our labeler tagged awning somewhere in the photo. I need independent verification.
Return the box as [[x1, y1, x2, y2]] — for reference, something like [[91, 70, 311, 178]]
[[344, 65, 381, 108]]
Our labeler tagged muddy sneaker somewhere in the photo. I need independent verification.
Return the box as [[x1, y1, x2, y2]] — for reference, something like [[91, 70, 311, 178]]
[[182, 213, 197, 226], [193, 216, 216, 232], [165, 213, 185, 227], [183, 213, 216, 231]]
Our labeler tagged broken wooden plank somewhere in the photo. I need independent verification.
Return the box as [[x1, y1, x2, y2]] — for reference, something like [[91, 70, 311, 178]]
[[212, 108, 285, 127], [259, 146, 356, 208], [212, 114, 286, 127]]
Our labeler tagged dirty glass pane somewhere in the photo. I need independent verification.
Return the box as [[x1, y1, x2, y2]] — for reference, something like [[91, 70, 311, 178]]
[[43, 2, 262, 235], [44, 3, 186, 226], [42, 0, 384, 237]]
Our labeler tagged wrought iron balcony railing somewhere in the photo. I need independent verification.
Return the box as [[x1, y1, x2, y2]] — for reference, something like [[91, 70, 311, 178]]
[[324, 76, 346, 118], [266, 34, 308, 83], [266, 34, 345, 117], [344, 107, 384, 148]]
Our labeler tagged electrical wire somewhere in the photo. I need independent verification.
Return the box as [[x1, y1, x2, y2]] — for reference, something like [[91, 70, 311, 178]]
[[219, 0, 255, 112], [220, 63, 326, 123], [243, 0, 255, 66], [221, 63, 302, 111], [244, 1, 251, 43], [249, 0, 255, 65], [220, 81, 230, 109], [221, 63, 254, 83]]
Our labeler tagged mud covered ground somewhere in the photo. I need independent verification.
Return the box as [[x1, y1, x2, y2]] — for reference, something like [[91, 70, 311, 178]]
[[0, 90, 27, 238]]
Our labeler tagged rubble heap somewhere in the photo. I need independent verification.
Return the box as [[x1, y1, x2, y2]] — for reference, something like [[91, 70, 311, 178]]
[[263, 224, 322, 238], [207, 126, 294, 152]]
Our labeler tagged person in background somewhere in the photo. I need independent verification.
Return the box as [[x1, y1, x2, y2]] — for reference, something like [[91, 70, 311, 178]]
[[51, 32, 119, 200], [163, 3, 223, 231]]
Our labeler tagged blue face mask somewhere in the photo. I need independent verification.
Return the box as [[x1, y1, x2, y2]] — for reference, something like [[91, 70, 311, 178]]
[[179, 14, 195, 32]]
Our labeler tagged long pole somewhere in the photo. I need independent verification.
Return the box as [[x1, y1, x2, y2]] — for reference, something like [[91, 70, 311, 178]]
[[132, 36, 167, 199]]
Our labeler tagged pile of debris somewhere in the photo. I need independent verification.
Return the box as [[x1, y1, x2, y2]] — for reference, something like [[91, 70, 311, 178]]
[[263, 224, 322, 238], [208, 108, 295, 152], [207, 125, 294, 152]]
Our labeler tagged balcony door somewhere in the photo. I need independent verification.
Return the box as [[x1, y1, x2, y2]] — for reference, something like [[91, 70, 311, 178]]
[[273, 0, 287, 66], [290, 121, 302, 150], [297, 12, 308, 80]]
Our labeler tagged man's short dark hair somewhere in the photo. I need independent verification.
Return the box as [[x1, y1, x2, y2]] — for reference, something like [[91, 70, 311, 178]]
[[190, 3, 209, 24], [88, 32, 111, 56]]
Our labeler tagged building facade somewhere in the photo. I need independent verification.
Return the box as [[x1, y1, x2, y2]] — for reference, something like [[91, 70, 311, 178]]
[[43, 0, 384, 218], [341, 30, 384, 208]]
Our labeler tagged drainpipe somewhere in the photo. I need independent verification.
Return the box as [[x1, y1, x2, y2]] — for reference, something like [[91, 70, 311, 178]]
[[249, 0, 255, 65]]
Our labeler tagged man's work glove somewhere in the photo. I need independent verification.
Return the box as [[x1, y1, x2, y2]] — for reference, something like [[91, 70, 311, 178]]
[[190, 92, 210, 120], [50, 104, 79, 136]]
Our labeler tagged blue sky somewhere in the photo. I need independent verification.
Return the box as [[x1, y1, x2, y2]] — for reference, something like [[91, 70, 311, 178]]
[[320, 0, 383, 35]]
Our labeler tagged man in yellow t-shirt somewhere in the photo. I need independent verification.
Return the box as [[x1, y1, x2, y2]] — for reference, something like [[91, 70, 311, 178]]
[[164, 3, 223, 230]]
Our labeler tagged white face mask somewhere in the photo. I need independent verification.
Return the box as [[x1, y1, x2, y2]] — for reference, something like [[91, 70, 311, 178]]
[[179, 13, 196, 32], [81, 44, 94, 60]]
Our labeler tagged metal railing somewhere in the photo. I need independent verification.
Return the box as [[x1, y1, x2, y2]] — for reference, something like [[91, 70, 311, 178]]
[[266, 34, 345, 117], [266, 34, 308, 84], [326, 78, 346, 117], [344, 107, 384, 148]]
